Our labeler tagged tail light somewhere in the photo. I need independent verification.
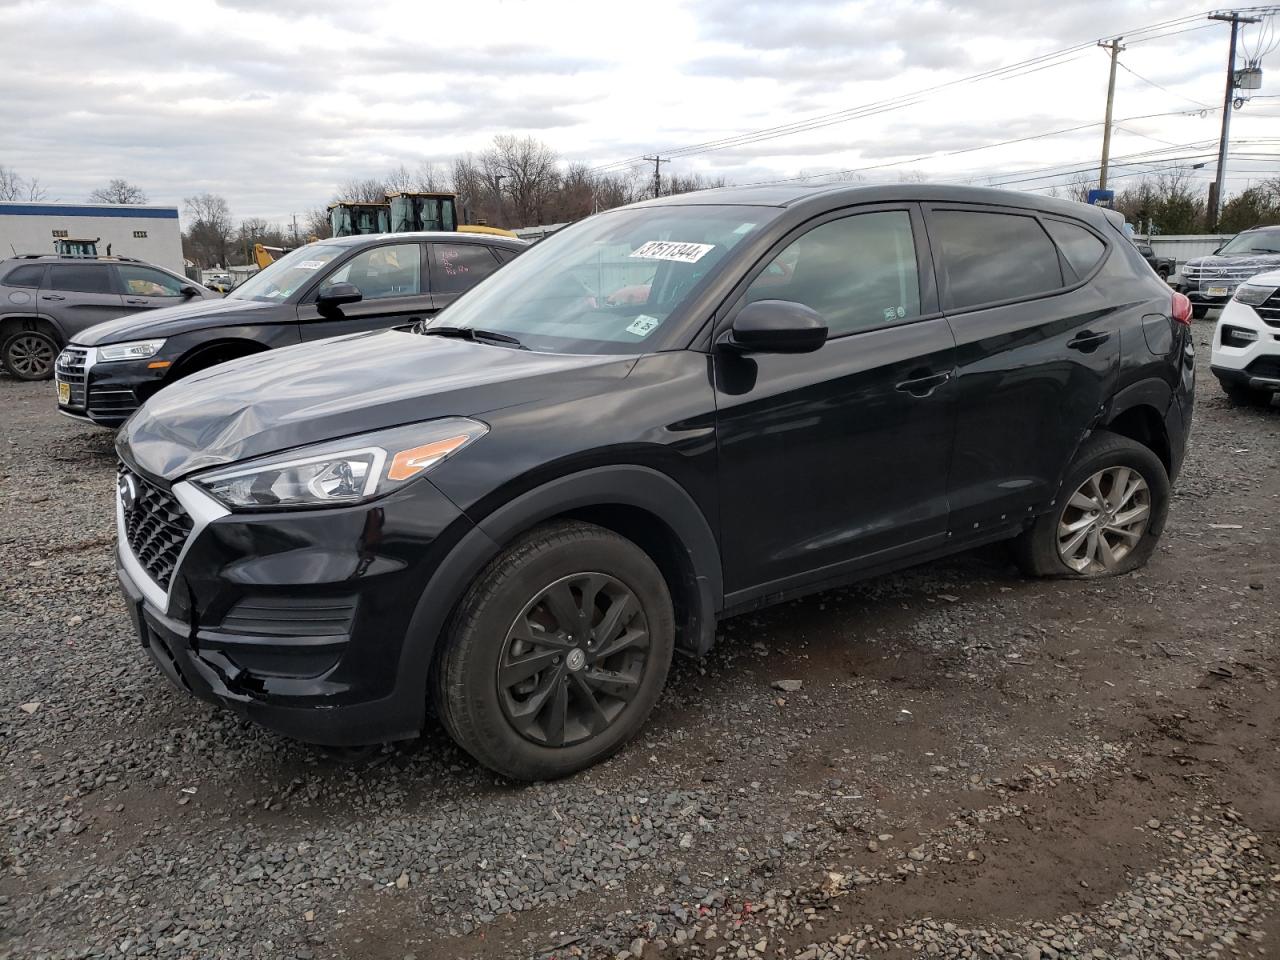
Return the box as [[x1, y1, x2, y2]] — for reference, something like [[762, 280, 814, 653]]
[[1171, 292, 1192, 326]]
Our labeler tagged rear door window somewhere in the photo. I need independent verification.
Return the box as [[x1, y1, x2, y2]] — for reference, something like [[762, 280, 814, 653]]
[[47, 264, 116, 295], [929, 210, 1063, 311], [4, 263, 45, 287], [429, 243, 500, 294], [1044, 219, 1108, 279]]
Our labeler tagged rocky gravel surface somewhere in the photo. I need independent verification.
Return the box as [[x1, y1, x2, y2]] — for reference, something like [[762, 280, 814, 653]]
[[3, 327, 1280, 959]]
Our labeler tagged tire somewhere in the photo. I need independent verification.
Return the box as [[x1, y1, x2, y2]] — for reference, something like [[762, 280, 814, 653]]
[[1157, 268, 1170, 281], [435, 520, 675, 780], [1218, 377, 1274, 407], [1012, 431, 1170, 579], [1191, 304, 1210, 320], [2, 330, 59, 381]]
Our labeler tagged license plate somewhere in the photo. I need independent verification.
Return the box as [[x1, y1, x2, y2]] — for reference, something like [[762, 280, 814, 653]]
[[57, 380, 70, 404], [1206, 285, 1230, 297]]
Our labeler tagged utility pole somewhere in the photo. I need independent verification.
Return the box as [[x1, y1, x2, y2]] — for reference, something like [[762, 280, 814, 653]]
[[1206, 10, 1261, 229], [1097, 37, 1124, 191], [642, 155, 669, 199], [291, 213, 299, 244]]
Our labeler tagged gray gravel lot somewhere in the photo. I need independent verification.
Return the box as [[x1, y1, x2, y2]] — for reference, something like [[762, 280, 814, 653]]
[[3, 325, 1280, 960]]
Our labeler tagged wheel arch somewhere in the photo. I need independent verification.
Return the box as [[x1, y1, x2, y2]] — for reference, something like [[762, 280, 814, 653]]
[[1101, 379, 1174, 475], [169, 337, 270, 380], [0, 313, 63, 346]]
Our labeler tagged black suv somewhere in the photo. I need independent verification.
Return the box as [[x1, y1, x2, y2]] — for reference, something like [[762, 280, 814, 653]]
[[114, 185, 1194, 780], [53, 232, 527, 427], [0, 255, 217, 381], [1176, 224, 1280, 318]]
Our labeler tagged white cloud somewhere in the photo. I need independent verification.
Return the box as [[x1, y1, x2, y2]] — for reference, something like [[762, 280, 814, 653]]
[[1, 0, 1276, 223]]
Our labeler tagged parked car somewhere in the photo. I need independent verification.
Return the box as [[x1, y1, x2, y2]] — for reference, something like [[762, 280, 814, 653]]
[[0, 255, 217, 381], [113, 184, 1194, 780], [1133, 240, 1175, 280], [54, 232, 527, 427], [1211, 267, 1280, 406], [1175, 224, 1280, 318]]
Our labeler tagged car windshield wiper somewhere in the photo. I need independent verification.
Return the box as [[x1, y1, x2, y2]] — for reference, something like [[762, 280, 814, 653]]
[[417, 325, 525, 349]]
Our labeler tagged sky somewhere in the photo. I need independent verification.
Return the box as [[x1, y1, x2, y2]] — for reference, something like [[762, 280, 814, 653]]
[[1, 0, 1278, 227]]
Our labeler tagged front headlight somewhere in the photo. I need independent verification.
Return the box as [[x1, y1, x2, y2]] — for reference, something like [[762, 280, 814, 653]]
[[1234, 283, 1277, 307], [96, 339, 167, 362], [192, 417, 487, 509]]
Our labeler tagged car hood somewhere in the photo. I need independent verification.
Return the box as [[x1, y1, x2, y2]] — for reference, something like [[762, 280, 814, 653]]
[[1184, 253, 1280, 273], [73, 297, 282, 345], [118, 329, 635, 481], [1242, 268, 1280, 287]]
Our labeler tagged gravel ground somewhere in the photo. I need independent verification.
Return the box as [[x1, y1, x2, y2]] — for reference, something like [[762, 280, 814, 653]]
[[3, 324, 1280, 960]]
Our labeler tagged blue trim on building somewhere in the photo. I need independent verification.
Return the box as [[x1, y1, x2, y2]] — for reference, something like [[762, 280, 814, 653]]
[[0, 204, 179, 220]]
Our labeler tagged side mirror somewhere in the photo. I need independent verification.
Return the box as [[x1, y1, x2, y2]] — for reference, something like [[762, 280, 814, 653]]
[[317, 282, 363, 310], [724, 299, 827, 354], [180, 285, 200, 298]]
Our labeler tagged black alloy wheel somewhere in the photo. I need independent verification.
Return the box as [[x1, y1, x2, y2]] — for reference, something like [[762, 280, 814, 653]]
[[436, 520, 674, 781], [497, 572, 649, 747]]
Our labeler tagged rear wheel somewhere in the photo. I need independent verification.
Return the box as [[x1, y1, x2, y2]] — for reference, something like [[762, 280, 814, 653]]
[[1012, 431, 1169, 578], [1218, 377, 1274, 407], [2, 330, 58, 381], [435, 521, 674, 780]]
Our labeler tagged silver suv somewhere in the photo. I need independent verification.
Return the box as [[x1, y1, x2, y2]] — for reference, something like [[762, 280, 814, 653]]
[[0, 255, 216, 380]]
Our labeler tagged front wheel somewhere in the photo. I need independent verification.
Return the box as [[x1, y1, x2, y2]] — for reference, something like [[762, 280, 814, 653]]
[[2, 330, 59, 380], [435, 521, 674, 780], [1012, 431, 1170, 578]]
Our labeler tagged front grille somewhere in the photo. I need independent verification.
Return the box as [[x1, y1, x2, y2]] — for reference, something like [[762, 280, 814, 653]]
[[119, 465, 193, 591], [1245, 356, 1280, 380], [89, 386, 139, 420], [1257, 291, 1280, 328], [1183, 264, 1273, 284], [55, 347, 88, 408]]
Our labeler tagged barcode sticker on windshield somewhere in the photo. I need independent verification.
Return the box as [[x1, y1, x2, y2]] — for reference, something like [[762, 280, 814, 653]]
[[630, 241, 715, 264], [296, 260, 325, 270], [626, 314, 661, 337]]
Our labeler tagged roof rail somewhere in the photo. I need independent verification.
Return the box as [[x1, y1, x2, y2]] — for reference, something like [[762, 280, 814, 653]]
[[5, 253, 146, 263]]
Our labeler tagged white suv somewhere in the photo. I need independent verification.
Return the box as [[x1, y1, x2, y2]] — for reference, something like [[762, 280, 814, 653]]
[[1211, 268, 1280, 407]]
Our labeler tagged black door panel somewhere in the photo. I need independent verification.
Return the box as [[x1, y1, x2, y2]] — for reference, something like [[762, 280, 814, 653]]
[[715, 318, 956, 598]]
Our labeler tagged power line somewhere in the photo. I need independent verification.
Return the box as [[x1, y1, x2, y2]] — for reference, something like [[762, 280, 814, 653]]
[[588, 11, 1213, 173], [1115, 59, 1217, 109]]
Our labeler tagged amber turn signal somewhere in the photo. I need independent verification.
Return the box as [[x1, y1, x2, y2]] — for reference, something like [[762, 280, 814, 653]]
[[388, 435, 471, 480]]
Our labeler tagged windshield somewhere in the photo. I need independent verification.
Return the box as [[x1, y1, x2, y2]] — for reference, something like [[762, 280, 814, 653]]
[[1217, 230, 1280, 256], [228, 244, 346, 302], [423, 204, 776, 354]]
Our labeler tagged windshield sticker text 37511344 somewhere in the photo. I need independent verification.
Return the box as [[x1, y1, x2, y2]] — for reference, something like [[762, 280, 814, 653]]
[[629, 241, 715, 264]]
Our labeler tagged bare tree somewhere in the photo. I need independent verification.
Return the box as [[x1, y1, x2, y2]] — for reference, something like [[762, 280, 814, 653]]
[[482, 135, 561, 227], [89, 178, 147, 204], [334, 177, 389, 203], [182, 193, 234, 269], [412, 161, 451, 193], [302, 207, 332, 240], [0, 165, 47, 201]]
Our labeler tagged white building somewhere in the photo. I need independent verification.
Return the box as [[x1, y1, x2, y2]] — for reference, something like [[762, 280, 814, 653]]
[[0, 201, 184, 273]]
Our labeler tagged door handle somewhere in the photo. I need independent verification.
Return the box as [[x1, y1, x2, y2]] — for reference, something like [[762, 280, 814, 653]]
[[125, 298, 148, 305], [1067, 330, 1111, 353], [41, 294, 66, 301], [895, 370, 952, 397]]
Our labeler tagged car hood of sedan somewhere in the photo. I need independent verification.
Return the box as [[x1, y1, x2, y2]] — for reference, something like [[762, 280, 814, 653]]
[[117, 329, 635, 481], [73, 297, 279, 345], [1184, 253, 1280, 272]]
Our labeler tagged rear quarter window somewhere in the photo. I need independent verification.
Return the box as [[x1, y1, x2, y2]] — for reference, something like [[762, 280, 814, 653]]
[[930, 210, 1063, 311], [2, 263, 45, 288], [1044, 219, 1108, 279]]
